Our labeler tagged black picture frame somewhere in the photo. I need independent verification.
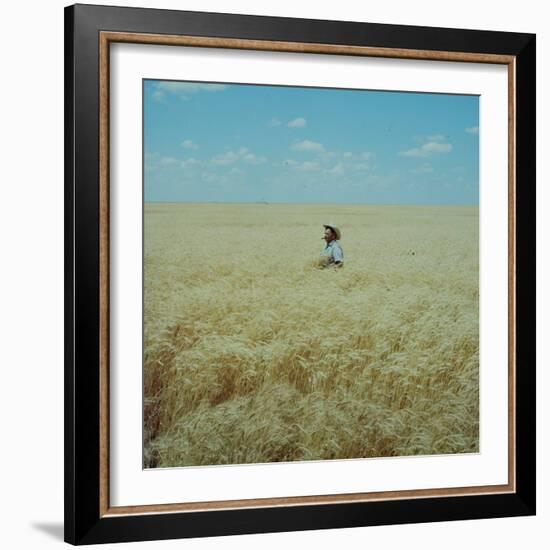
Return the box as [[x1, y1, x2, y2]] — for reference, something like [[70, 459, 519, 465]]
[[64, 3, 536, 545]]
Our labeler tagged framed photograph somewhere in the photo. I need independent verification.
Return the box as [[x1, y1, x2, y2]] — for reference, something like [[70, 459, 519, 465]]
[[64, 3, 536, 545]]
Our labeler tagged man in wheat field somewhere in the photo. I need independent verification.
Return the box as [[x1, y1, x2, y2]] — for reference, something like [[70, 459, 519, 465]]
[[318, 224, 344, 268]]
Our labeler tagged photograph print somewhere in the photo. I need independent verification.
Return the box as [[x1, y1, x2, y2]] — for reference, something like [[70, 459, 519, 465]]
[[142, 79, 479, 469]]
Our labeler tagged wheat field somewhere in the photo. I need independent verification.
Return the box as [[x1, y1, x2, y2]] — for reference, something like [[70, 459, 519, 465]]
[[143, 202, 479, 468]]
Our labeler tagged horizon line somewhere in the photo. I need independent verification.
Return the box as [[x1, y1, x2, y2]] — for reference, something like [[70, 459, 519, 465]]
[[144, 200, 479, 207]]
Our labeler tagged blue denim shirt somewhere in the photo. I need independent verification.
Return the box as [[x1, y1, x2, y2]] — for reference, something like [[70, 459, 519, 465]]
[[321, 239, 344, 264]]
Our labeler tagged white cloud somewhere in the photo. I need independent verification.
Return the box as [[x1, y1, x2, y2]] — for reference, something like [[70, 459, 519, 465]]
[[284, 147, 373, 174], [292, 139, 325, 153], [283, 158, 319, 172], [159, 156, 179, 165], [269, 118, 282, 127], [157, 82, 227, 93], [181, 139, 198, 150], [201, 172, 221, 183], [144, 152, 160, 171], [423, 142, 452, 154], [153, 81, 227, 101], [243, 153, 266, 165], [410, 163, 434, 174], [296, 161, 320, 172], [211, 150, 239, 165], [321, 150, 337, 161], [341, 151, 372, 171], [328, 163, 345, 176], [465, 126, 479, 134], [287, 117, 306, 128], [152, 89, 166, 102], [180, 158, 200, 168], [146, 153, 201, 172], [211, 147, 265, 166], [400, 139, 452, 158]]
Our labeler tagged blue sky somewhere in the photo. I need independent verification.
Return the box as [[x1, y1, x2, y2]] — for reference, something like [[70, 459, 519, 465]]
[[144, 80, 479, 205]]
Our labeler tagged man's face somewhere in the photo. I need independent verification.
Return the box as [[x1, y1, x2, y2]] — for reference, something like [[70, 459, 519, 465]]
[[323, 227, 334, 243]]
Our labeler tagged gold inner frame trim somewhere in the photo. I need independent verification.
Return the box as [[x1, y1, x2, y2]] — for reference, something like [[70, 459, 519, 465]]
[[98, 30, 516, 518]]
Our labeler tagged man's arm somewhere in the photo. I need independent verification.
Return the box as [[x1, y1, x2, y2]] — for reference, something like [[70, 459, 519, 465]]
[[332, 245, 344, 267]]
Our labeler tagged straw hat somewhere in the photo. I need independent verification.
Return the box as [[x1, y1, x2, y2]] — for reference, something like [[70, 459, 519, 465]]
[[323, 224, 341, 240]]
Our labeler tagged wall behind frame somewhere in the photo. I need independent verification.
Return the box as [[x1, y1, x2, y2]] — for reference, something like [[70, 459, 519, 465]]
[[0, 0, 546, 549]]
